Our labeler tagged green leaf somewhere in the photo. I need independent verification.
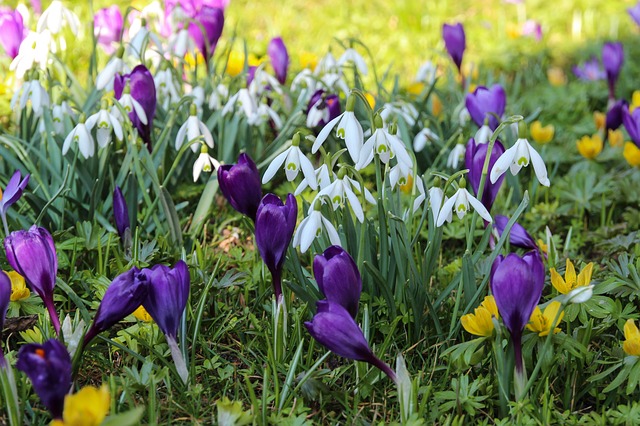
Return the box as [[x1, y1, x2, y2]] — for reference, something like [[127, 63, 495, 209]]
[[101, 407, 145, 426]]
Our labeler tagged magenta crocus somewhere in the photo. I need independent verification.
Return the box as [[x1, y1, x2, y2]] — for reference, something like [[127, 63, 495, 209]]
[[0, 271, 9, 340], [493, 215, 537, 250], [465, 85, 507, 131], [629, 2, 640, 26], [465, 138, 505, 212], [602, 42, 624, 100], [114, 64, 157, 150], [307, 90, 341, 130], [16, 339, 72, 419], [94, 6, 123, 54], [313, 246, 361, 318], [254, 193, 298, 301], [606, 99, 627, 132], [572, 57, 605, 81], [268, 37, 289, 85], [113, 186, 130, 240], [305, 301, 396, 381], [142, 261, 190, 339], [442, 22, 465, 73], [217, 153, 262, 222], [0, 8, 25, 59], [188, 5, 224, 61], [622, 108, 640, 148], [4, 226, 60, 335]]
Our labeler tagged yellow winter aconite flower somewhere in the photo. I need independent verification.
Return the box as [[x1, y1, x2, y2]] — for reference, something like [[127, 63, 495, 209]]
[[133, 305, 153, 323], [431, 94, 443, 118], [407, 81, 425, 96], [547, 67, 566, 86], [608, 129, 624, 147], [624, 142, 640, 167], [51, 385, 110, 426], [527, 301, 564, 336], [185, 51, 205, 70], [576, 134, 603, 159], [630, 91, 640, 113], [225, 51, 262, 77], [506, 23, 521, 39], [364, 92, 376, 109], [461, 296, 499, 337], [537, 239, 548, 255], [623, 319, 640, 356], [550, 259, 593, 295], [7, 271, 30, 301], [299, 52, 318, 70], [530, 121, 554, 144], [593, 111, 605, 130]]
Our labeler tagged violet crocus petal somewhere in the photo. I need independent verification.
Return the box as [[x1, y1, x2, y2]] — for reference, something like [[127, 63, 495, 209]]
[[268, 36, 289, 85], [629, 2, 640, 26], [0, 170, 29, 215], [606, 99, 627, 131], [16, 339, 71, 419], [217, 153, 263, 222], [0, 9, 25, 59], [493, 215, 537, 250], [254, 193, 298, 278], [142, 261, 190, 339], [622, 108, 640, 147], [307, 90, 341, 129], [4, 226, 57, 301], [188, 5, 224, 59], [465, 85, 507, 130], [113, 186, 130, 239], [442, 22, 465, 72], [114, 65, 156, 150], [0, 271, 10, 335], [602, 42, 624, 91], [490, 250, 544, 338], [465, 138, 505, 211], [313, 245, 362, 318], [94, 5, 123, 54]]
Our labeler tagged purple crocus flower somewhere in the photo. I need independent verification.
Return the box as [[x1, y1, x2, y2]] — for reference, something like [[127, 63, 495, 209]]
[[572, 57, 605, 81], [4, 226, 60, 335], [0, 271, 10, 339], [493, 215, 537, 250], [83, 267, 149, 346], [465, 138, 505, 212], [490, 250, 544, 374], [94, 6, 123, 54], [465, 85, 507, 131], [113, 186, 130, 240], [629, 2, 640, 26], [622, 108, 640, 148], [306, 89, 341, 130], [114, 64, 156, 150], [0, 8, 26, 59], [217, 153, 262, 222], [188, 5, 224, 61], [16, 339, 71, 419], [442, 22, 465, 73], [521, 20, 542, 41], [268, 37, 289, 85], [0, 170, 29, 219], [255, 193, 298, 302], [602, 42, 624, 100], [313, 246, 361, 318], [606, 99, 628, 132], [305, 301, 396, 381]]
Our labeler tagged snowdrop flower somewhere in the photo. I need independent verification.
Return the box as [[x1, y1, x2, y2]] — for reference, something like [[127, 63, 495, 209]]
[[314, 51, 338, 75], [356, 117, 412, 170], [412, 176, 427, 213], [455, 103, 470, 126], [41, 100, 74, 135], [37, 0, 79, 35], [249, 65, 283, 97], [176, 104, 214, 153], [85, 100, 124, 148], [389, 159, 413, 189], [118, 84, 148, 125], [295, 163, 333, 196], [9, 31, 51, 78], [291, 68, 317, 94], [447, 143, 466, 169], [62, 115, 95, 159], [293, 201, 341, 253], [249, 102, 283, 129], [313, 168, 375, 222], [429, 186, 451, 223], [338, 47, 368, 75], [474, 121, 492, 144], [320, 71, 350, 96], [413, 127, 440, 152], [169, 28, 191, 57], [380, 102, 419, 127], [222, 88, 256, 117], [96, 47, 130, 91], [208, 83, 228, 110], [415, 61, 437, 85], [187, 86, 205, 113], [154, 66, 180, 109], [11, 79, 50, 117], [262, 132, 318, 189], [127, 19, 163, 60], [436, 179, 492, 226], [490, 138, 550, 187], [193, 145, 220, 182], [312, 94, 364, 164]]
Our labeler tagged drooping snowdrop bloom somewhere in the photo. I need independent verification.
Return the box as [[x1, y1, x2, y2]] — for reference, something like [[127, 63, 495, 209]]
[[193, 145, 220, 182], [436, 179, 492, 226], [429, 186, 451, 223], [447, 143, 466, 169], [127, 18, 163, 60], [248, 65, 283, 97], [117, 85, 148, 126], [154, 66, 181, 110], [356, 117, 412, 170], [262, 133, 317, 189], [338, 47, 368, 75], [85, 100, 124, 148], [474, 121, 492, 144], [412, 176, 426, 214], [208, 83, 228, 110], [413, 127, 439, 152], [380, 101, 419, 127], [176, 104, 214, 153], [320, 71, 350, 96], [96, 47, 129, 91], [250, 102, 283, 129], [312, 94, 364, 164], [37, 0, 79, 35], [169, 28, 191, 57], [415, 60, 437, 85], [62, 115, 95, 159], [291, 68, 318, 94], [312, 168, 375, 223], [389, 159, 413, 189], [41, 100, 74, 135], [11, 79, 50, 117], [314, 51, 339, 75], [490, 138, 550, 187], [222, 88, 256, 118], [295, 163, 333, 196], [293, 201, 341, 253], [9, 31, 51, 78]]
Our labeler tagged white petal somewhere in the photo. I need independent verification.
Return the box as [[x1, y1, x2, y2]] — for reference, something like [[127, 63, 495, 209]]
[[528, 143, 550, 187], [62, 128, 75, 155], [297, 149, 318, 190], [389, 136, 412, 169], [175, 122, 188, 150], [464, 189, 493, 223], [300, 213, 321, 253], [356, 133, 376, 170], [111, 115, 124, 141], [284, 149, 300, 181], [96, 127, 111, 148], [490, 144, 518, 184], [343, 113, 363, 163], [198, 121, 215, 148], [312, 113, 342, 153], [413, 132, 427, 152], [436, 193, 458, 227], [193, 154, 207, 182], [78, 126, 95, 158], [454, 189, 468, 219], [321, 216, 342, 246], [262, 148, 290, 184], [132, 99, 148, 125], [344, 185, 365, 223]]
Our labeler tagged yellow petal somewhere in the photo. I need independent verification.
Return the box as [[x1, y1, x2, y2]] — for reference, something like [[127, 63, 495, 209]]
[[542, 301, 564, 330], [624, 319, 640, 341], [623, 339, 640, 356], [550, 268, 570, 294], [461, 307, 494, 337], [624, 142, 640, 167], [577, 262, 594, 288], [62, 385, 110, 426], [133, 305, 153, 323], [576, 134, 603, 159], [481, 295, 499, 319], [593, 111, 605, 130], [299, 52, 318, 70], [7, 271, 30, 301], [608, 129, 624, 147], [431, 95, 443, 118], [530, 121, 554, 144], [526, 306, 545, 334], [565, 259, 577, 289]]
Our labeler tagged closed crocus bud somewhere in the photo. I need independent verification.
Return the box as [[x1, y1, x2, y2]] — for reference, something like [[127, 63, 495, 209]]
[[114, 64, 157, 150], [16, 339, 72, 419], [622, 108, 640, 148], [0, 8, 26, 59], [268, 37, 289, 85], [0, 271, 9, 339], [217, 153, 262, 222], [606, 99, 627, 132], [629, 2, 640, 26], [0, 170, 29, 218], [255, 193, 298, 301], [465, 138, 506, 212], [466, 85, 507, 130], [305, 301, 396, 382], [142, 261, 190, 339], [113, 186, 130, 240], [94, 6, 123, 54], [4, 226, 60, 334], [442, 22, 465, 73], [83, 267, 149, 346], [493, 215, 538, 250], [313, 246, 361, 318], [602, 42, 624, 99], [188, 5, 224, 60]]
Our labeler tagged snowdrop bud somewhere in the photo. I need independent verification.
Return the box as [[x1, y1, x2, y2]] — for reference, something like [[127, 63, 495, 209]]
[[346, 94, 356, 112]]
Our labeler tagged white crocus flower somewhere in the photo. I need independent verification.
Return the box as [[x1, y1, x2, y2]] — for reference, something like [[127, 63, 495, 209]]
[[380, 102, 419, 127], [118, 86, 148, 125], [415, 61, 437, 84], [176, 104, 214, 153], [429, 187, 451, 223], [193, 146, 220, 182], [11, 80, 50, 117], [413, 127, 439, 152], [154, 68, 180, 109], [447, 144, 466, 169], [37, 0, 79, 35], [85, 101, 124, 148], [314, 51, 339, 75], [475, 124, 492, 144], [490, 138, 550, 187], [10, 31, 51, 78], [338, 48, 368, 75], [356, 120, 412, 170], [262, 133, 318, 189], [295, 163, 333, 196], [63, 116, 95, 159], [96, 48, 130, 91], [208, 84, 229, 110], [293, 203, 342, 253], [312, 94, 363, 163], [436, 184, 492, 227], [313, 171, 375, 223]]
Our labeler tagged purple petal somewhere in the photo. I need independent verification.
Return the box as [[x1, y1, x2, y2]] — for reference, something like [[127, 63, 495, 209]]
[[313, 245, 361, 318], [142, 261, 190, 338]]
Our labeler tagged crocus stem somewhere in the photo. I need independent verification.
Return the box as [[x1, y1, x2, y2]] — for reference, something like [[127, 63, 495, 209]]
[[1, 213, 8, 238], [271, 269, 282, 302], [369, 356, 397, 383], [167, 335, 188, 385], [512, 333, 527, 400], [43, 297, 61, 336]]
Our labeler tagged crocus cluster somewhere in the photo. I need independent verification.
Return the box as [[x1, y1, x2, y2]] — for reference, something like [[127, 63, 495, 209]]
[[114, 64, 157, 150]]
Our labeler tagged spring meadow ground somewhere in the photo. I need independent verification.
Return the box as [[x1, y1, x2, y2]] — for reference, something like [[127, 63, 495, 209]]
[[1, 0, 640, 424]]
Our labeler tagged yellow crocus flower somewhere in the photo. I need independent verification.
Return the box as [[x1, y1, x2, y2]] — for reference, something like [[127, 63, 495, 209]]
[[623, 319, 640, 356], [51, 385, 110, 426], [624, 142, 640, 167], [530, 121, 554, 144], [576, 134, 603, 159], [593, 111, 606, 130], [608, 129, 624, 147], [550, 259, 593, 295], [527, 301, 564, 336], [7, 271, 30, 301], [133, 305, 153, 323], [461, 296, 500, 337], [547, 67, 566, 87]]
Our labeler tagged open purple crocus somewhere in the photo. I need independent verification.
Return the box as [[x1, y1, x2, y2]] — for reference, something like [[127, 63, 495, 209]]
[[466, 85, 507, 131], [493, 215, 538, 250], [572, 57, 605, 82], [442, 22, 465, 74], [114, 64, 157, 150], [268, 37, 289, 85], [217, 153, 263, 222], [0, 8, 26, 59], [465, 138, 505, 212], [313, 245, 361, 318], [94, 5, 123, 54]]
